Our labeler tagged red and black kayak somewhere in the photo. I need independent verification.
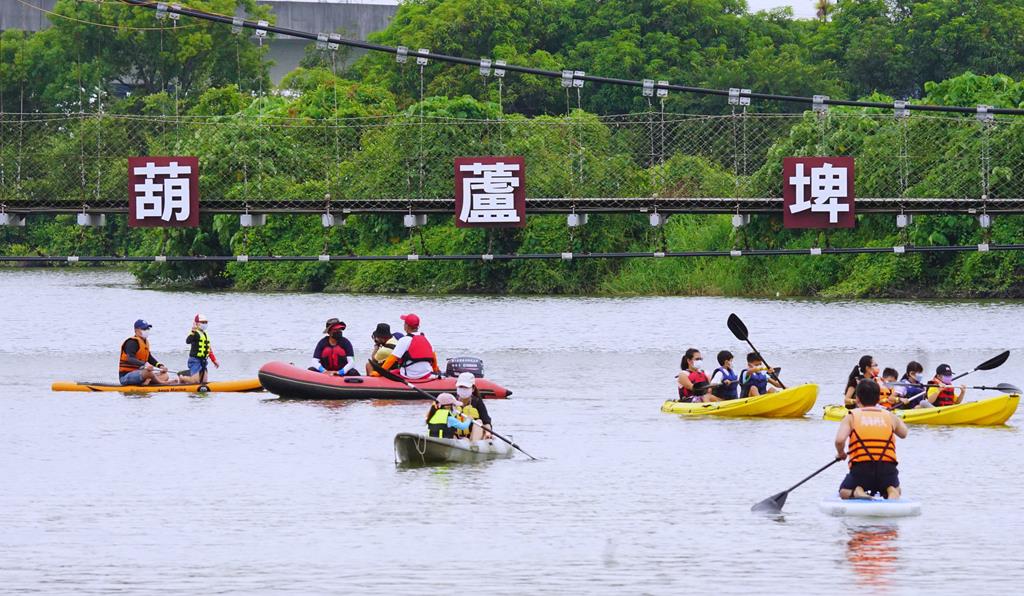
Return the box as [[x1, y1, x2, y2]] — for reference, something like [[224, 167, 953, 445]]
[[257, 361, 512, 400]]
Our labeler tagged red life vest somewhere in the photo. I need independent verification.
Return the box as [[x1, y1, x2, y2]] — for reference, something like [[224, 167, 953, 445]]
[[931, 378, 956, 407], [401, 334, 435, 365], [318, 339, 350, 371], [679, 369, 709, 400]]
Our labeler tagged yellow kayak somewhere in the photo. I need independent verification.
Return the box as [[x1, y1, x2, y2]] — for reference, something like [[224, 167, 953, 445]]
[[51, 378, 263, 394], [822, 394, 1020, 426], [661, 384, 818, 418]]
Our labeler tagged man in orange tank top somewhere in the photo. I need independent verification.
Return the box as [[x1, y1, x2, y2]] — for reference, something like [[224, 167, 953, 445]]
[[834, 379, 909, 500]]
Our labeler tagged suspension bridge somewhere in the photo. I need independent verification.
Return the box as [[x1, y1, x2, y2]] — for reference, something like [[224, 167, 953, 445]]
[[2, 0, 1023, 263]]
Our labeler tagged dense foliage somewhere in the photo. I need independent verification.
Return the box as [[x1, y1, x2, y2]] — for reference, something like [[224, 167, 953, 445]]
[[2, 0, 1024, 296]]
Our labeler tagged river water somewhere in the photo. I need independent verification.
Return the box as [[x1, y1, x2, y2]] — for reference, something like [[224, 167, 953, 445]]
[[1, 269, 1021, 594]]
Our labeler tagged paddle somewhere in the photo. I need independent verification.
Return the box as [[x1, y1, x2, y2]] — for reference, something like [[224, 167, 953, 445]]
[[889, 381, 1020, 393], [952, 350, 1010, 381], [751, 458, 842, 513], [727, 313, 786, 390], [369, 361, 537, 461]]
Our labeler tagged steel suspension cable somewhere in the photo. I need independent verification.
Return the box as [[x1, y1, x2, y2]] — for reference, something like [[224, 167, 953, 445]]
[[116, 0, 1024, 117]]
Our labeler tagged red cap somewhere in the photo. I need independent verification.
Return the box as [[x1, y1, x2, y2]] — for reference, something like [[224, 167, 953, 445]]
[[400, 313, 420, 328]]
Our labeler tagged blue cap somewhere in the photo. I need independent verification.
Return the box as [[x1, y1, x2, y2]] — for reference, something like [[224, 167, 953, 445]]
[[134, 319, 153, 330]]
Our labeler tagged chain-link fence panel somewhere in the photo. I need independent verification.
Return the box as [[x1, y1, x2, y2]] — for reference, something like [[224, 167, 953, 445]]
[[2, 110, 1024, 213]]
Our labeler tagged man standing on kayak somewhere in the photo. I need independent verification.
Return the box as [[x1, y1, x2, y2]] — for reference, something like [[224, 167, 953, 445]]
[[835, 379, 909, 500], [118, 319, 174, 386]]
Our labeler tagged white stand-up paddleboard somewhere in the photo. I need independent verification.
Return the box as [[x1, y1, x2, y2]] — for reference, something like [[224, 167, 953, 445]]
[[819, 497, 922, 518]]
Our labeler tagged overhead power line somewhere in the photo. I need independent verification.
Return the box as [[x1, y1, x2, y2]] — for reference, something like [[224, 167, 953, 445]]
[[117, 0, 1024, 117]]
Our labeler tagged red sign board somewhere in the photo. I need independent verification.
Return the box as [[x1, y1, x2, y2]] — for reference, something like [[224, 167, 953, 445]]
[[454, 156, 526, 228], [782, 156, 855, 228], [128, 156, 200, 227]]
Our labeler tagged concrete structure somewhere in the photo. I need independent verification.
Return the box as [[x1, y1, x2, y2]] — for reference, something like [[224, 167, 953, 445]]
[[0, 0, 398, 83], [258, 1, 398, 81]]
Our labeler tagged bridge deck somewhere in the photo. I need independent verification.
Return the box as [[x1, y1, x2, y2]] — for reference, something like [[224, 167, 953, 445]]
[[3, 197, 1022, 215]]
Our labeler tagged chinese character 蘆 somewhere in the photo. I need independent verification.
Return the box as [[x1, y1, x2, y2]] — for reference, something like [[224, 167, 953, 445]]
[[788, 161, 849, 224], [134, 161, 193, 222], [459, 161, 521, 224]]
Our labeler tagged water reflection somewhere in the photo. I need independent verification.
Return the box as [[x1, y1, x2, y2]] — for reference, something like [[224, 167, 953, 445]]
[[845, 524, 899, 587]]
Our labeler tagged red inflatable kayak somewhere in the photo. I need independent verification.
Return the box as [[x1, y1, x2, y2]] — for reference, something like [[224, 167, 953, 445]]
[[257, 361, 512, 400]]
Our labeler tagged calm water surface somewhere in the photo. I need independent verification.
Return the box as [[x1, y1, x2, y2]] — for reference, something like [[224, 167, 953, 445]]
[[1, 270, 1022, 594]]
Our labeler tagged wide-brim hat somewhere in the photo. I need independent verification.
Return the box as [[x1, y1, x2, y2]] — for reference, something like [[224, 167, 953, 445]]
[[324, 318, 346, 333]]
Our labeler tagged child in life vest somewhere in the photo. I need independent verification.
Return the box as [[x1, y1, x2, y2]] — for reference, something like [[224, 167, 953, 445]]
[[739, 352, 781, 397], [709, 350, 740, 400], [878, 367, 899, 409]]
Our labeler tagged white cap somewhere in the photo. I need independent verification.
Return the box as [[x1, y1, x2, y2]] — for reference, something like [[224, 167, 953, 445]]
[[195, 313, 208, 323], [456, 372, 476, 388]]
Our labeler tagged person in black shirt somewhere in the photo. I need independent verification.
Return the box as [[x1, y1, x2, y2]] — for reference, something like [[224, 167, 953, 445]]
[[455, 372, 492, 440], [180, 313, 219, 384], [309, 318, 358, 376], [118, 319, 174, 385]]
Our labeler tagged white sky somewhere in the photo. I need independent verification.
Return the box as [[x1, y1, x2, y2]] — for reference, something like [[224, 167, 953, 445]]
[[746, 0, 817, 19]]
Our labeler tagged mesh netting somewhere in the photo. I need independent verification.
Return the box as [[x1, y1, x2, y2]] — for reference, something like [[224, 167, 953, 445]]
[[2, 110, 1022, 213]]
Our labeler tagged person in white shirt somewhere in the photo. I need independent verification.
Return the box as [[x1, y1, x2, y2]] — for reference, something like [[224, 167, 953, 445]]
[[381, 313, 440, 380]]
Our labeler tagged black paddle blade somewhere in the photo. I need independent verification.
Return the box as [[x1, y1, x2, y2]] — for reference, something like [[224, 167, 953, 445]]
[[751, 491, 787, 513], [727, 313, 749, 341], [996, 383, 1022, 394], [976, 350, 1010, 371]]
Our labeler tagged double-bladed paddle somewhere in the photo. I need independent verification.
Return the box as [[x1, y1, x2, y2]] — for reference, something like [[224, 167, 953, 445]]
[[369, 360, 537, 460], [727, 313, 786, 390], [888, 381, 1020, 394], [751, 458, 842, 513], [887, 352, 1014, 404], [952, 350, 1010, 381]]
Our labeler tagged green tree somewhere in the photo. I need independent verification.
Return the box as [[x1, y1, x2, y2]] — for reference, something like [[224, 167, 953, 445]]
[[0, 1, 271, 113]]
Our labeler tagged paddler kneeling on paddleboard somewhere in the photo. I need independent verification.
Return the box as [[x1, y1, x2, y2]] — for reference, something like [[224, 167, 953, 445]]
[[118, 319, 175, 386], [426, 393, 473, 439], [179, 313, 219, 384], [834, 379, 909, 500]]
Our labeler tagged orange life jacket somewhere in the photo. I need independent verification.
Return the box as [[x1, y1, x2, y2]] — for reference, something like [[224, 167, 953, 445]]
[[119, 336, 150, 374], [879, 383, 897, 408], [847, 408, 898, 467]]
